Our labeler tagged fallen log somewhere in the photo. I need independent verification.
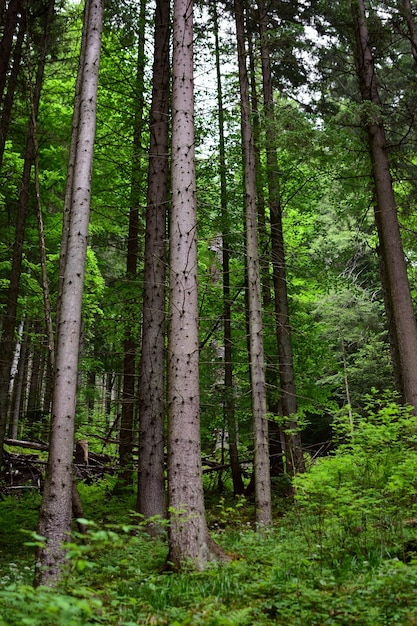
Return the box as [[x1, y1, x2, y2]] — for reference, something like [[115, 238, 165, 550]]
[[4, 438, 48, 451]]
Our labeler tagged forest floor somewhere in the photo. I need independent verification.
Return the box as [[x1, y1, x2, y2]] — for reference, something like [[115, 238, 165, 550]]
[[1, 474, 417, 625]]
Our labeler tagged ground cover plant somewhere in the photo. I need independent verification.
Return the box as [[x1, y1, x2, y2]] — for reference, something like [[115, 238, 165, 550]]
[[1, 395, 417, 624]]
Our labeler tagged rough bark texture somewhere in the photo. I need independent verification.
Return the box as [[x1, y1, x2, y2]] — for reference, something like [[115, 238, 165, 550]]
[[136, 0, 170, 524], [35, 0, 103, 587], [234, 0, 272, 526], [258, 0, 304, 475], [167, 0, 224, 569], [351, 0, 417, 412]]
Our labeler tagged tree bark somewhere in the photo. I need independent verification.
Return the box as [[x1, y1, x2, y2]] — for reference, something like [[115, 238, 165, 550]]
[[234, 0, 272, 527], [351, 0, 417, 412], [167, 0, 226, 568], [136, 0, 170, 525], [35, 0, 103, 587], [258, 0, 304, 475], [9, 321, 28, 439], [118, 0, 146, 487]]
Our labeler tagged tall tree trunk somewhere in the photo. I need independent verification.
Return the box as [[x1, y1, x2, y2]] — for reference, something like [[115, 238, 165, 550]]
[[35, 0, 103, 587], [258, 0, 304, 475], [351, 0, 417, 412], [212, 3, 244, 496], [136, 0, 170, 524], [167, 0, 226, 569], [0, 0, 54, 465], [118, 0, 146, 487], [32, 91, 55, 372], [247, 31, 271, 308], [234, 0, 272, 527]]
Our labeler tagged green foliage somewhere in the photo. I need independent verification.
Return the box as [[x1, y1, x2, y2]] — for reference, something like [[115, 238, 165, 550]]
[[3, 459, 417, 625], [294, 391, 417, 564], [0, 585, 102, 626]]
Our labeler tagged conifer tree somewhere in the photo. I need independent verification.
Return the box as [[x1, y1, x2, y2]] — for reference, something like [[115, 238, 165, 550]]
[[35, 0, 103, 586], [234, 0, 272, 526]]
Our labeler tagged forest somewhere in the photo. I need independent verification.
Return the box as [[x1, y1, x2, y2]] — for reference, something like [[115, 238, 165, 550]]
[[1, 0, 417, 623]]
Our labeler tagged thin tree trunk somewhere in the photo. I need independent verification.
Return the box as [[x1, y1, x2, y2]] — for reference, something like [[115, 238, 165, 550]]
[[258, 0, 304, 475], [25, 325, 43, 438], [167, 0, 227, 569], [136, 0, 170, 524], [118, 0, 146, 487], [212, 3, 244, 496], [248, 31, 271, 307], [35, 0, 103, 586], [9, 322, 28, 439], [351, 0, 417, 412], [32, 94, 55, 372], [234, 0, 272, 527]]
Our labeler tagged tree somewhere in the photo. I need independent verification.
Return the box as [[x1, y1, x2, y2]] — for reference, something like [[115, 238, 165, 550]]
[[350, 0, 417, 413], [167, 0, 226, 568], [0, 3, 26, 167], [118, 0, 146, 487], [35, 0, 103, 586], [211, 2, 245, 496], [0, 0, 55, 465], [136, 0, 170, 524], [398, 0, 417, 64], [234, 0, 272, 526], [0, 0, 22, 104], [258, 0, 305, 475]]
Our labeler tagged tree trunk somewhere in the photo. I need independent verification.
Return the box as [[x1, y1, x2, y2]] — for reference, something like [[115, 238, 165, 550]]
[[234, 0, 272, 527], [212, 3, 245, 496], [25, 325, 43, 439], [351, 0, 417, 412], [136, 0, 170, 524], [35, 0, 103, 587], [258, 0, 305, 475], [118, 0, 146, 487], [32, 106, 55, 372], [0, 0, 53, 465], [9, 322, 28, 439], [167, 0, 226, 569], [248, 30, 271, 308]]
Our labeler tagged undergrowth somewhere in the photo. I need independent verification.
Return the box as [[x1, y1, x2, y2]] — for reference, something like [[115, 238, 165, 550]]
[[1, 391, 417, 624]]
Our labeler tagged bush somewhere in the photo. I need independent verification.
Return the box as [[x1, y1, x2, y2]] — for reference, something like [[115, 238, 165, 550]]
[[293, 390, 417, 565]]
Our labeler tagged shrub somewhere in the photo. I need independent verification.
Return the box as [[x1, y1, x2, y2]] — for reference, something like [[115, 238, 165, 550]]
[[293, 390, 417, 565]]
